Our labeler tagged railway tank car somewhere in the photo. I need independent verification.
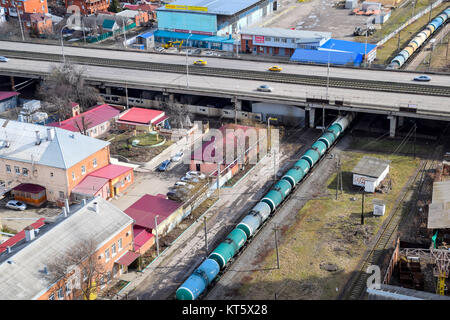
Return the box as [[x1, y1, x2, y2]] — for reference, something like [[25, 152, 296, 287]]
[[388, 7, 450, 69], [176, 112, 355, 300]]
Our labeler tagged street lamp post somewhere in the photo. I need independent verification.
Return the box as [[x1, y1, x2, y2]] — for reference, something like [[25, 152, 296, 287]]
[[60, 25, 69, 64], [267, 117, 277, 152], [154, 215, 160, 257], [14, 3, 25, 41], [186, 33, 193, 88]]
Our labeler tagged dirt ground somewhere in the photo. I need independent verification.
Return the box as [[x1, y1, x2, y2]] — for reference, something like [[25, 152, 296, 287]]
[[258, 0, 370, 39]]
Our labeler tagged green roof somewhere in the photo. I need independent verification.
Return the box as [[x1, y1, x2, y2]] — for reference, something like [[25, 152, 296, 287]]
[[102, 19, 116, 29]]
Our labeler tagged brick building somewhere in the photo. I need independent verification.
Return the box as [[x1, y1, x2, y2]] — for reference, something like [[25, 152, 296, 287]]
[[1, 0, 48, 16], [65, 0, 110, 15], [0, 119, 112, 204], [0, 197, 136, 300], [21, 12, 52, 35]]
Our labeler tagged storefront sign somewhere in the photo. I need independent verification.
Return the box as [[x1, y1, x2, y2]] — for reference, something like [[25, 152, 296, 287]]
[[254, 36, 265, 43], [166, 4, 208, 12]]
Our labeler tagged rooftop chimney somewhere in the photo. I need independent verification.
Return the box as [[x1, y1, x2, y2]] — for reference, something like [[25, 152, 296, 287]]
[[7, 246, 11, 254], [47, 127, 55, 141], [93, 201, 99, 213], [24, 226, 35, 242], [35, 131, 41, 145]]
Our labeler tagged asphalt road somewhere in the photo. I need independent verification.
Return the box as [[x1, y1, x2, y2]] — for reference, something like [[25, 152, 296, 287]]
[[1, 40, 450, 87]]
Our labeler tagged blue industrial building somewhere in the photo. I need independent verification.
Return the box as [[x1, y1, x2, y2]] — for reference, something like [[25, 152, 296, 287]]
[[155, 0, 277, 51], [290, 38, 377, 66]]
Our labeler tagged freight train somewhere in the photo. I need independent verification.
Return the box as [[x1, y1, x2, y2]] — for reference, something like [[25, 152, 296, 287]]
[[175, 112, 356, 300], [387, 7, 450, 69]]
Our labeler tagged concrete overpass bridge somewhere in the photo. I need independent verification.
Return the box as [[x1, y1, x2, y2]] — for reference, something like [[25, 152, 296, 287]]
[[0, 41, 449, 136]]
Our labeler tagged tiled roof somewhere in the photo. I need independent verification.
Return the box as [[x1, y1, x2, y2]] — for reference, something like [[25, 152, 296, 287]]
[[48, 104, 120, 133], [71, 176, 109, 196], [0, 119, 110, 169]]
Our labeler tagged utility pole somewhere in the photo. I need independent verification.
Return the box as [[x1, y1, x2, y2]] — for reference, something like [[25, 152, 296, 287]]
[[361, 190, 365, 225], [217, 161, 220, 199], [204, 217, 208, 257], [335, 155, 342, 200], [397, 30, 401, 51], [15, 5, 25, 41], [413, 123, 417, 159], [274, 224, 280, 269]]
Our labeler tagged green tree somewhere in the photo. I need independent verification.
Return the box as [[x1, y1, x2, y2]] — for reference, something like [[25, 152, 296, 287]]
[[108, 0, 122, 13]]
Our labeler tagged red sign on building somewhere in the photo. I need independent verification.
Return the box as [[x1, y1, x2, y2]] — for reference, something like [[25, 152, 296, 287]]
[[254, 36, 265, 43]]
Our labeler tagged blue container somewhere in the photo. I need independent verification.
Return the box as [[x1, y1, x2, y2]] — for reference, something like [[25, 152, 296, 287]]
[[294, 158, 311, 175], [209, 229, 247, 268], [327, 124, 342, 138], [176, 258, 220, 300], [399, 49, 410, 61], [282, 167, 304, 188], [237, 213, 263, 238], [301, 148, 321, 167], [318, 131, 337, 148], [311, 140, 327, 156], [261, 189, 283, 212], [392, 54, 406, 67], [272, 179, 292, 201]]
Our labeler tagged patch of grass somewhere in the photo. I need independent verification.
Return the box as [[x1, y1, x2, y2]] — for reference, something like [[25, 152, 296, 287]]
[[1, 226, 17, 234], [349, 136, 435, 156], [238, 144, 420, 299]]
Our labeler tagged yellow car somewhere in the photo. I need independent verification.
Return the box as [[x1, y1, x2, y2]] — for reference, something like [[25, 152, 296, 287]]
[[194, 59, 207, 66], [268, 66, 282, 72]]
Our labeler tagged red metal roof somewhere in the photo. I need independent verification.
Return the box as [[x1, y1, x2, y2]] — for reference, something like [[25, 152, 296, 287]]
[[153, 115, 169, 125], [13, 183, 46, 193], [72, 176, 109, 196], [115, 251, 140, 266], [48, 104, 120, 133], [0, 218, 46, 254], [133, 226, 154, 251], [118, 107, 164, 125], [124, 194, 182, 229], [123, 3, 159, 11], [0, 91, 19, 101], [89, 164, 133, 180]]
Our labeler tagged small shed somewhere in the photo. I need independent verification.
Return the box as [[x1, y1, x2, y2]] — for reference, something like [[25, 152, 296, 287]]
[[373, 199, 386, 216], [345, 0, 358, 9], [136, 31, 155, 49], [427, 180, 450, 229], [352, 156, 391, 192]]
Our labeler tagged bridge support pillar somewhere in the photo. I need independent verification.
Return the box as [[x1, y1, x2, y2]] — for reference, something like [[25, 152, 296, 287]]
[[308, 108, 316, 128], [10, 76, 15, 91], [169, 93, 175, 104], [105, 87, 111, 95], [387, 115, 396, 138], [234, 99, 242, 111], [398, 116, 404, 127]]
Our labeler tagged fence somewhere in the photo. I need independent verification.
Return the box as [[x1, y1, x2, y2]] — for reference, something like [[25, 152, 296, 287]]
[[87, 22, 137, 43]]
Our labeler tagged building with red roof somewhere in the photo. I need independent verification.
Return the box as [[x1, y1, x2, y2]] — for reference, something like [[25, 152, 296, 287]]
[[190, 123, 263, 176], [0, 91, 19, 112], [48, 104, 121, 138], [0, 218, 46, 255], [72, 164, 134, 200], [116, 107, 168, 132], [11, 183, 47, 206], [124, 194, 184, 255]]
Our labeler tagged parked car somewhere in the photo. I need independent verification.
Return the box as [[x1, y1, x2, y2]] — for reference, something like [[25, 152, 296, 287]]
[[6, 200, 26, 211], [193, 48, 202, 54], [268, 66, 282, 72], [181, 176, 199, 183], [171, 151, 184, 162], [158, 160, 171, 171], [204, 51, 214, 56], [0, 56, 9, 62], [186, 171, 206, 179], [257, 84, 273, 92], [155, 47, 165, 52], [194, 59, 207, 65], [413, 75, 431, 82]]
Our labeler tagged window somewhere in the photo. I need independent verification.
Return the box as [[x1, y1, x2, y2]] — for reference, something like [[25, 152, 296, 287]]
[[6, 165, 11, 173], [14, 166, 20, 175], [125, 174, 131, 183], [274, 37, 280, 42], [111, 243, 116, 256], [81, 165, 86, 175], [93, 158, 97, 168], [105, 248, 110, 262], [48, 293, 55, 300], [50, 172, 53, 177], [281, 38, 287, 43], [57, 288, 64, 300], [59, 191, 64, 199], [72, 172, 75, 181], [22, 168, 28, 176], [118, 238, 122, 250], [65, 282, 71, 295], [82, 268, 88, 281]]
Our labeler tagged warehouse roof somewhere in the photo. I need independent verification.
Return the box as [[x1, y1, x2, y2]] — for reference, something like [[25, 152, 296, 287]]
[[291, 48, 362, 66], [352, 156, 390, 178], [0, 198, 133, 300], [428, 180, 450, 229], [321, 38, 377, 55], [0, 119, 110, 169], [118, 107, 165, 125], [240, 27, 331, 41], [0, 91, 19, 101], [158, 0, 261, 16]]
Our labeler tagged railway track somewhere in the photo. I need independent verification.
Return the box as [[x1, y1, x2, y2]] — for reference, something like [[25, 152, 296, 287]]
[[1, 49, 450, 97], [343, 126, 448, 300]]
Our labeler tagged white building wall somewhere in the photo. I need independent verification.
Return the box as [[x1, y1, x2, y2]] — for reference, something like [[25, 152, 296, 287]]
[[352, 165, 389, 192]]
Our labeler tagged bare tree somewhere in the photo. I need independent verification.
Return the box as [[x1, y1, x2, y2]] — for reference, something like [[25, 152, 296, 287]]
[[37, 63, 103, 121], [44, 238, 108, 300], [0, 19, 30, 40], [74, 116, 93, 135], [164, 102, 190, 129]]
